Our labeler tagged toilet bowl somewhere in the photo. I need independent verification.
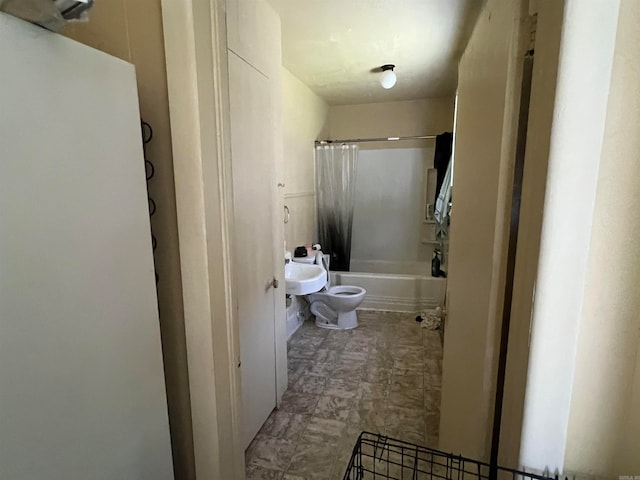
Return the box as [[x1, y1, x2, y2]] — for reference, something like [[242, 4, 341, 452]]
[[292, 249, 366, 329], [309, 285, 366, 330]]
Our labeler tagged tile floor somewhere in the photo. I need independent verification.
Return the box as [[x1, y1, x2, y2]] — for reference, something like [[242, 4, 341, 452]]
[[245, 310, 443, 480]]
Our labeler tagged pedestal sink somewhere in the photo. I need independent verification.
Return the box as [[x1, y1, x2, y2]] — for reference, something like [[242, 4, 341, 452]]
[[285, 262, 327, 295]]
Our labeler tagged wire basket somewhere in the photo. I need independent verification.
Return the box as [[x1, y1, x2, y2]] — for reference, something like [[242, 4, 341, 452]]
[[343, 432, 557, 480]]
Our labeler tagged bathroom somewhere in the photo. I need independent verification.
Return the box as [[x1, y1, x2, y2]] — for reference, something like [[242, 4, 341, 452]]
[[4, 0, 640, 479], [237, 1, 472, 477], [284, 99, 453, 336]]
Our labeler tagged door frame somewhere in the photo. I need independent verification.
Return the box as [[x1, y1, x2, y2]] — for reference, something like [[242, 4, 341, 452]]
[[160, 0, 244, 478]]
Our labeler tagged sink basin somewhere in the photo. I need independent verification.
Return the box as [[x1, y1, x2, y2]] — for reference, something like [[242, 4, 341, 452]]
[[285, 262, 327, 295]]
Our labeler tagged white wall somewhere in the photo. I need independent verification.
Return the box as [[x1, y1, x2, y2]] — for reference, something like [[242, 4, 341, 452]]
[[282, 67, 329, 250], [519, 0, 622, 472], [351, 147, 431, 264], [515, 0, 640, 475], [0, 13, 173, 479]]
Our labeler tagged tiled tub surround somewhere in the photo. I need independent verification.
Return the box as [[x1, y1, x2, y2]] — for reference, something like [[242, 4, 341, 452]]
[[245, 311, 443, 480]]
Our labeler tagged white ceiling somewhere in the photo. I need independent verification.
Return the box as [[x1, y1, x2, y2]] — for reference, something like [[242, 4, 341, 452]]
[[268, 0, 483, 105]]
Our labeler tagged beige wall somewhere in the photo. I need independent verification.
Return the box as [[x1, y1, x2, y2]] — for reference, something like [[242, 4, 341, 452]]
[[328, 98, 454, 150], [438, 0, 527, 461], [63, 2, 194, 479], [282, 68, 329, 250], [161, 0, 246, 476], [563, 0, 640, 474], [519, 0, 622, 472], [498, 0, 565, 467]]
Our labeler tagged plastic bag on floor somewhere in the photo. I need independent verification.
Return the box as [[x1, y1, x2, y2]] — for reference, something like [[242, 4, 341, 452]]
[[417, 308, 443, 330]]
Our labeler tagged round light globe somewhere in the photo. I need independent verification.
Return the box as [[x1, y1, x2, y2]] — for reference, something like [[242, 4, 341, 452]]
[[380, 69, 397, 89]]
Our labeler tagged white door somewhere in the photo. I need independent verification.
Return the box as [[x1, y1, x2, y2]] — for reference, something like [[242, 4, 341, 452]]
[[228, 52, 278, 448], [0, 13, 173, 480]]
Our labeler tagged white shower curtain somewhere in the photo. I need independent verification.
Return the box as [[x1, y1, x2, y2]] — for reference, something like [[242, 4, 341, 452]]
[[315, 144, 359, 271]]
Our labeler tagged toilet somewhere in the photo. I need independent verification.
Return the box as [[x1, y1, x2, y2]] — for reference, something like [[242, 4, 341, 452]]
[[294, 250, 366, 330]]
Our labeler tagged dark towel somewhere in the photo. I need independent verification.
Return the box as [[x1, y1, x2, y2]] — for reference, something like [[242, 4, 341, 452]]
[[434, 132, 453, 204]]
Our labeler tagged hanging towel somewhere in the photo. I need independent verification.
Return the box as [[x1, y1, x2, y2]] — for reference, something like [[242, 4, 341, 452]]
[[434, 160, 452, 224], [433, 132, 453, 205]]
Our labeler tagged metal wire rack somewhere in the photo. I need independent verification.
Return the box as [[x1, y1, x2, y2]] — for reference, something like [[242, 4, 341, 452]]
[[344, 432, 558, 480]]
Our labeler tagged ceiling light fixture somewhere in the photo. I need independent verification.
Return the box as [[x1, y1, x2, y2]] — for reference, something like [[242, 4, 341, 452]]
[[379, 64, 397, 89]]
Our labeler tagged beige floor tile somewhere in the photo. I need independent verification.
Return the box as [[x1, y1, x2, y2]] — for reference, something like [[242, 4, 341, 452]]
[[385, 424, 425, 445], [312, 395, 354, 422], [306, 361, 337, 377], [290, 373, 328, 395], [424, 357, 442, 375], [313, 348, 342, 364], [386, 405, 426, 433], [344, 339, 375, 354], [348, 398, 387, 428], [280, 391, 320, 415], [286, 439, 336, 480], [331, 363, 366, 381], [248, 312, 444, 480], [424, 373, 442, 389], [363, 366, 393, 384], [357, 382, 389, 400], [246, 464, 284, 480], [246, 434, 297, 471], [425, 434, 439, 449], [425, 412, 440, 437], [290, 335, 325, 350], [391, 371, 424, 390], [339, 350, 368, 363], [304, 416, 347, 443], [259, 410, 310, 440], [424, 389, 441, 414], [322, 378, 360, 399], [288, 347, 318, 360], [388, 384, 424, 409]]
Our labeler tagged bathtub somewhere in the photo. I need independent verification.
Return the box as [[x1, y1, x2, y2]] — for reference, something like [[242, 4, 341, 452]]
[[330, 260, 447, 312]]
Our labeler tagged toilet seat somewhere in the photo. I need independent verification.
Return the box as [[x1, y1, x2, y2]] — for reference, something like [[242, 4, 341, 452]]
[[327, 285, 365, 296]]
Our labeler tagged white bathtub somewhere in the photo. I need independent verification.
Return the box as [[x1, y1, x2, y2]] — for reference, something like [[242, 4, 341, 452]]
[[331, 260, 447, 312]]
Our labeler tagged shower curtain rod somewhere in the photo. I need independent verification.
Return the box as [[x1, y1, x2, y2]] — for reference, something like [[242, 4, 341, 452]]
[[314, 134, 437, 145]]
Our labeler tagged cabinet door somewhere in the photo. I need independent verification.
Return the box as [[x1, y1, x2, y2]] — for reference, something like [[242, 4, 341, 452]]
[[228, 51, 278, 448]]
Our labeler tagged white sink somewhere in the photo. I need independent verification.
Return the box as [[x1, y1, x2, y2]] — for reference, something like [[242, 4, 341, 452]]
[[285, 262, 327, 295]]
